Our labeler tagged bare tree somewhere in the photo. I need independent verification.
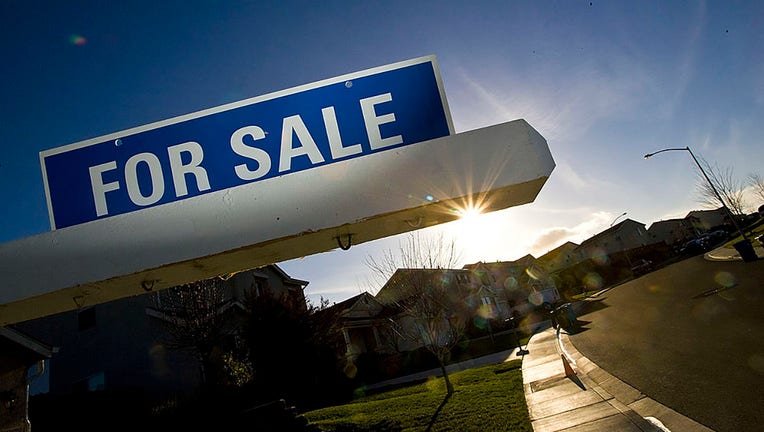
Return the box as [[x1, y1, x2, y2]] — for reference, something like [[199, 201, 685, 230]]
[[748, 173, 764, 204], [152, 277, 231, 385], [365, 232, 464, 395], [365, 232, 461, 289], [695, 158, 747, 216]]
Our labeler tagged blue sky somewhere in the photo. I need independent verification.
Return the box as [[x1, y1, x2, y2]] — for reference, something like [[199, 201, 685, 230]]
[[2, 1, 763, 306]]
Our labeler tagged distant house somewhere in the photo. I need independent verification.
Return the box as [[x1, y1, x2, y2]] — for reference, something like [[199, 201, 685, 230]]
[[685, 208, 729, 233], [375, 268, 477, 352], [575, 218, 648, 260], [647, 219, 698, 247], [315, 292, 397, 360], [536, 241, 581, 272], [464, 256, 560, 318], [321, 259, 563, 361], [15, 264, 307, 398], [0, 326, 53, 432]]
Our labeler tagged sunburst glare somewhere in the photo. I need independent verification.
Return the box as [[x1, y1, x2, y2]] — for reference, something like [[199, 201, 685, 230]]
[[458, 205, 483, 222]]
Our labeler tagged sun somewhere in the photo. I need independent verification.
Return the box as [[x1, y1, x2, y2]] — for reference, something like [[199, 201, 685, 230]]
[[458, 206, 484, 223]]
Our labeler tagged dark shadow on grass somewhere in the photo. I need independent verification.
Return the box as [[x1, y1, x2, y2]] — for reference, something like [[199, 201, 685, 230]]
[[425, 393, 452, 432]]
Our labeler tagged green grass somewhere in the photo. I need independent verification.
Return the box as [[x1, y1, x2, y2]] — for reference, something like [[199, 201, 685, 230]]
[[304, 360, 531, 432], [721, 222, 764, 248]]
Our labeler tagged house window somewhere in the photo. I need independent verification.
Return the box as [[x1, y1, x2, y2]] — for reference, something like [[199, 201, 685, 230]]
[[481, 296, 493, 306], [251, 279, 267, 297], [77, 307, 96, 331], [457, 274, 470, 283]]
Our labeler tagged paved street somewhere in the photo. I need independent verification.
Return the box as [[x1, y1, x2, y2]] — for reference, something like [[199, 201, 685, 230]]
[[568, 256, 764, 432]]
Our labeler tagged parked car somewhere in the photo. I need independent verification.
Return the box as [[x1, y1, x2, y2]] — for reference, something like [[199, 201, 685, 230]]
[[630, 259, 653, 276], [679, 238, 710, 256], [703, 230, 729, 246]]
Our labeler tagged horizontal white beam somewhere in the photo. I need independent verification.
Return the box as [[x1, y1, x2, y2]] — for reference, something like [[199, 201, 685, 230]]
[[0, 119, 554, 324]]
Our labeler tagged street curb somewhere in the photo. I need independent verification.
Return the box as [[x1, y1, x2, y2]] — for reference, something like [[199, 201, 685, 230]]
[[558, 330, 715, 432], [703, 248, 739, 262]]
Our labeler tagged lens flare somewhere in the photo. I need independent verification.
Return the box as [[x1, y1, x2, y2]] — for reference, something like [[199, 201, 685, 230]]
[[477, 303, 497, 319], [458, 205, 483, 222], [525, 266, 543, 280], [342, 360, 358, 378], [590, 248, 609, 265], [69, 35, 87, 45], [528, 291, 544, 306], [714, 271, 737, 288], [583, 272, 603, 290], [748, 354, 764, 375], [504, 276, 518, 290], [473, 316, 489, 329]]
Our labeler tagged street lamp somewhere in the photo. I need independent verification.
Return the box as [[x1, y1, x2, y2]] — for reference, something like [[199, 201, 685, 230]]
[[643, 146, 747, 240], [610, 212, 627, 227]]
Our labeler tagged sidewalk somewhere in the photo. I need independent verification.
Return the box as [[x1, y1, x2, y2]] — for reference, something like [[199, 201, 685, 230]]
[[521, 325, 714, 432], [704, 241, 764, 261]]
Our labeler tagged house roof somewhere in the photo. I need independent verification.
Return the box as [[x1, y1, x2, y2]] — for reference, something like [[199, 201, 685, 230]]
[[685, 207, 725, 219], [0, 326, 54, 359], [314, 292, 396, 323], [321, 292, 374, 315], [464, 257, 553, 291], [647, 218, 689, 231], [577, 218, 645, 250], [268, 264, 310, 289], [375, 268, 470, 306], [464, 253, 545, 274], [537, 241, 578, 262]]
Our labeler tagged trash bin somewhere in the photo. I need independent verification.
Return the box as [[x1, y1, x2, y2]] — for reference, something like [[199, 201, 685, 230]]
[[554, 303, 579, 331], [733, 239, 758, 262], [554, 305, 567, 329]]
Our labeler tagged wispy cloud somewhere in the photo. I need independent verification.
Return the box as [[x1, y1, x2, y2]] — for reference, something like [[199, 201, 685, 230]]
[[657, 1, 706, 119], [527, 211, 613, 256], [451, 56, 649, 143]]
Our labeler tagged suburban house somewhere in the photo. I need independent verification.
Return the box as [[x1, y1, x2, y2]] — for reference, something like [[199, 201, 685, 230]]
[[647, 219, 698, 247], [321, 257, 564, 361], [685, 208, 730, 233], [575, 218, 648, 260], [321, 268, 491, 359], [375, 268, 478, 352], [536, 241, 581, 273], [0, 326, 53, 432], [463, 256, 560, 318], [15, 264, 308, 398], [314, 292, 397, 361]]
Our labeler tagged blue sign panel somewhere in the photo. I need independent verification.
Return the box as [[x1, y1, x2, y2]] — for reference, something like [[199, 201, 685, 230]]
[[41, 56, 453, 229]]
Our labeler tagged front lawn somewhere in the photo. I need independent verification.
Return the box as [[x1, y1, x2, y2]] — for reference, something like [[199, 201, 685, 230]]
[[304, 360, 531, 432], [722, 221, 764, 248]]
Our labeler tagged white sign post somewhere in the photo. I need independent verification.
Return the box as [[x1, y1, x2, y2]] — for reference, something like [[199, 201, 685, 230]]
[[1, 56, 555, 325]]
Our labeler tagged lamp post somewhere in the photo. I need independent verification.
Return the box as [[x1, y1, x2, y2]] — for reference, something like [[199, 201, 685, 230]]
[[643, 146, 747, 240], [610, 212, 627, 227]]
